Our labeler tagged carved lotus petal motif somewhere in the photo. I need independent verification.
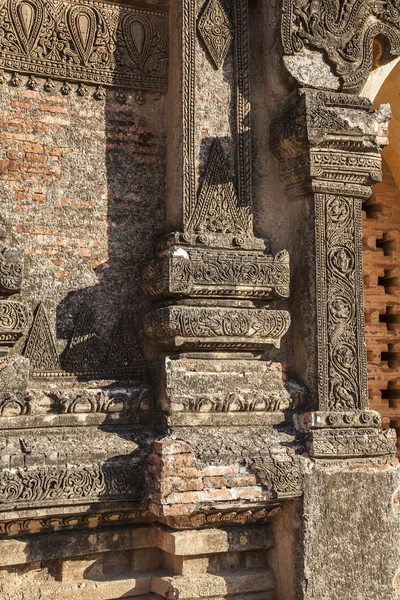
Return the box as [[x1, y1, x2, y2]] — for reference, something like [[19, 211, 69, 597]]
[[198, 0, 234, 69], [10, 0, 43, 55], [123, 15, 152, 72], [67, 6, 97, 65]]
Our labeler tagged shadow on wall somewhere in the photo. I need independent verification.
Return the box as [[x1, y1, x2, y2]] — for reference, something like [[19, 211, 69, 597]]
[[55, 84, 166, 384]]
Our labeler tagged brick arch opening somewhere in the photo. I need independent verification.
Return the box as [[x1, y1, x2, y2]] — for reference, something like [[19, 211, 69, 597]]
[[364, 60, 400, 455]]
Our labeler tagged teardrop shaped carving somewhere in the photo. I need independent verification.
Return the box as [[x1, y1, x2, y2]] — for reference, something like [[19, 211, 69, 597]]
[[67, 5, 97, 65], [10, 0, 44, 55], [123, 14, 152, 71]]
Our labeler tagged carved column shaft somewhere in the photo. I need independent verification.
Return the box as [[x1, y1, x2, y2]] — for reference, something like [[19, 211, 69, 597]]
[[272, 89, 396, 458]]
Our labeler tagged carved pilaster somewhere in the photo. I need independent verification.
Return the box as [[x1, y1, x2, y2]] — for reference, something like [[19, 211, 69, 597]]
[[272, 88, 396, 458], [141, 0, 301, 521]]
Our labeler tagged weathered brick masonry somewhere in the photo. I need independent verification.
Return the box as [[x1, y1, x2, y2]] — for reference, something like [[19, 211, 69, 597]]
[[0, 82, 165, 372], [364, 159, 400, 454]]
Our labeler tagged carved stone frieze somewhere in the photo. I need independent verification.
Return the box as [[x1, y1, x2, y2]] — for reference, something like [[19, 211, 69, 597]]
[[0, 300, 30, 347], [0, 461, 138, 507], [279, 150, 382, 191], [281, 0, 400, 91], [163, 358, 300, 415], [0, 247, 24, 295], [164, 505, 283, 530], [25, 386, 153, 416], [145, 305, 291, 350], [296, 410, 381, 430], [142, 248, 290, 300], [272, 89, 390, 168], [252, 448, 302, 499], [198, 0, 234, 69], [307, 428, 397, 459], [0, 0, 168, 90], [0, 508, 152, 538]]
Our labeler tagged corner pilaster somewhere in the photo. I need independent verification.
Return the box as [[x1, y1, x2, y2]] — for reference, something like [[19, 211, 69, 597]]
[[272, 89, 397, 458]]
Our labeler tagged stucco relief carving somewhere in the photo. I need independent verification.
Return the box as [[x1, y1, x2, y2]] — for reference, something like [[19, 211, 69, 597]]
[[271, 89, 387, 415], [198, 0, 234, 69], [0, 247, 24, 295], [307, 428, 397, 458], [282, 0, 400, 91], [253, 448, 302, 499], [188, 140, 252, 235], [142, 249, 290, 299], [0, 0, 168, 90], [0, 462, 138, 506], [145, 305, 291, 349], [23, 303, 60, 373], [316, 193, 367, 411]]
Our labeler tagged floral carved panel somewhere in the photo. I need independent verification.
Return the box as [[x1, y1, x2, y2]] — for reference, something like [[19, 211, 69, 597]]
[[0, 0, 168, 90]]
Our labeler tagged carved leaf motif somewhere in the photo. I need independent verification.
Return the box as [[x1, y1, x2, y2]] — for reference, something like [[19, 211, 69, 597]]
[[123, 14, 152, 71], [10, 0, 44, 55], [0, 0, 168, 90], [198, 0, 234, 69], [23, 303, 60, 371], [67, 5, 97, 65]]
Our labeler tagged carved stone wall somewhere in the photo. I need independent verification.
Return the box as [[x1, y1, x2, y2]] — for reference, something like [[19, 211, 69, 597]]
[[0, 0, 399, 598]]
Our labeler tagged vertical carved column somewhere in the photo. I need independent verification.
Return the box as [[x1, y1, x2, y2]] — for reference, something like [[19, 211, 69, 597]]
[[272, 89, 396, 458], [141, 0, 304, 537]]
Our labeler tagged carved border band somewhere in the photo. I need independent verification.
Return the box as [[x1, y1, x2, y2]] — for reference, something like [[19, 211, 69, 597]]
[[145, 305, 291, 349], [315, 194, 368, 412], [0, 0, 168, 91]]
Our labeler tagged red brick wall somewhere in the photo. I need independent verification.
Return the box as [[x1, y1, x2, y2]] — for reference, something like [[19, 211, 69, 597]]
[[363, 159, 400, 454], [0, 80, 166, 372]]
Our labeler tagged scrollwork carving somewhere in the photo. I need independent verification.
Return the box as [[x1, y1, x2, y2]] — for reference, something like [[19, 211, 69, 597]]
[[282, 0, 400, 91], [145, 305, 291, 350], [316, 194, 368, 411], [0, 247, 23, 295], [0, 0, 168, 90], [0, 462, 138, 505], [252, 448, 302, 499], [142, 249, 290, 300], [0, 300, 30, 346]]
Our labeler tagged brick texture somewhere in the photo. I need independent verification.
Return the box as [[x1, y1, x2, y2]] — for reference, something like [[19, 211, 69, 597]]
[[147, 440, 261, 518], [363, 158, 400, 455], [0, 82, 165, 364]]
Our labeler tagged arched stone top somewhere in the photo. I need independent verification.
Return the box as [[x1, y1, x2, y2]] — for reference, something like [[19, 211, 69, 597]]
[[281, 0, 400, 92], [372, 59, 400, 191]]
